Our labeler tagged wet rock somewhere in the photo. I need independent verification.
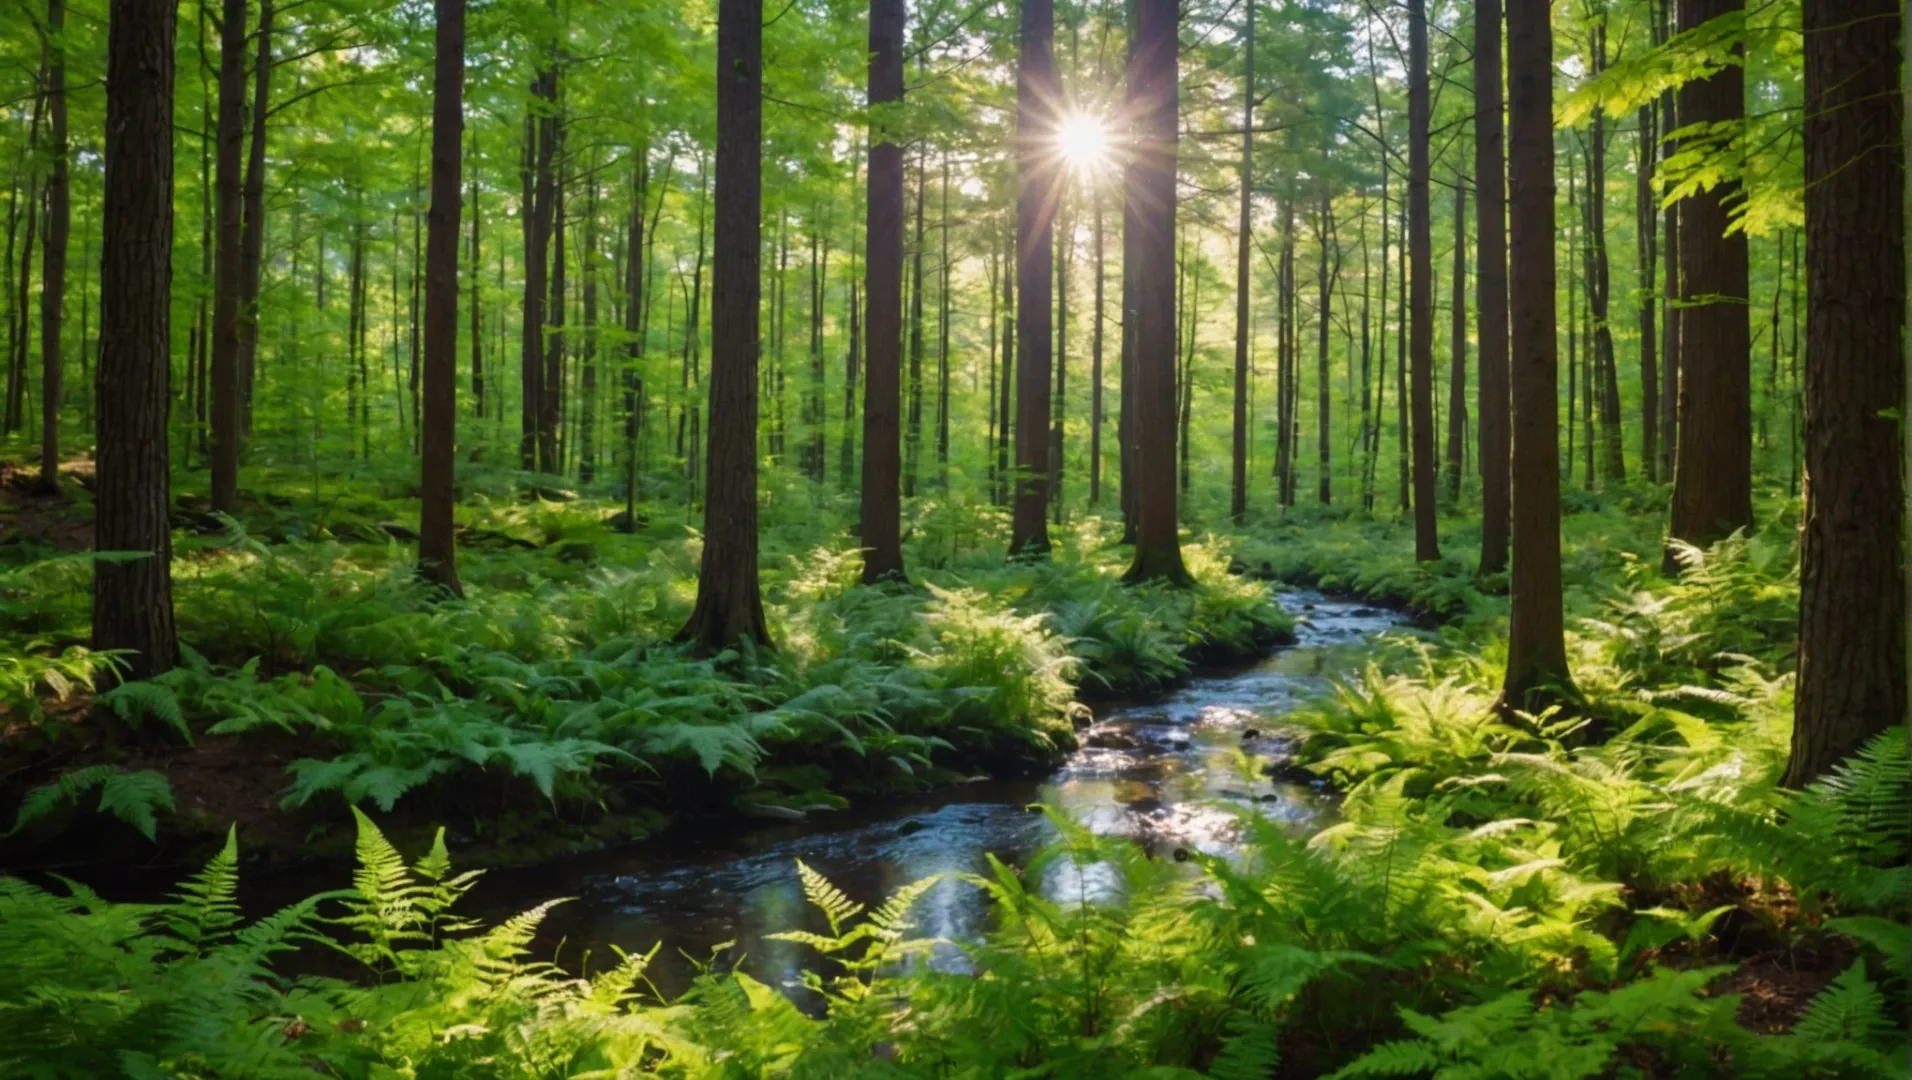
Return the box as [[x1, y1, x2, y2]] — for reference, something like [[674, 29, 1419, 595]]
[[1241, 728, 1261, 742], [1171, 847, 1191, 863], [1254, 792, 1281, 803], [1302, 603, 1317, 611], [1084, 728, 1142, 750], [895, 819, 927, 837], [1353, 607, 1378, 617], [1261, 758, 1318, 785], [737, 802, 807, 822]]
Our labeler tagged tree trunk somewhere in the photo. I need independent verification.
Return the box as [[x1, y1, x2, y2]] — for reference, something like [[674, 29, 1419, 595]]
[[680, 0, 769, 651], [1396, 199, 1408, 512], [37, 0, 68, 491], [1665, 0, 1751, 568], [1274, 191, 1293, 505], [1053, 186, 1069, 521], [937, 154, 952, 489], [1636, 90, 1658, 485], [94, 0, 179, 682], [1230, 0, 1254, 521], [1122, 0, 1189, 584], [209, 0, 245, 512], [1407, 0, 1439, 560], [521, 49, 557, 470], [1011, 0, 1057, 558], [1090, 188, 1105, 505], [1587, 15, 1624, 485], [418, 0, 465, 595], [545, 136, 567, 474], [579, 173, 599, 483], [1658, 0, 1678, 483], [1784, 0, 1904, 785], [236, 0, 272, 436], [906, 149, 926, 497], [1475, 0, 1509, 573], [1317, 190, 1334, 504], [470, 144, 484, 419], [1445, 178, 1466, 503], [1501, 0, 1571, 708], [859, 0, 905, 582]]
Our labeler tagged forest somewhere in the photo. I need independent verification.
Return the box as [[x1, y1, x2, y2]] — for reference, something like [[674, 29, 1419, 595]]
[[0, 0, 1905, 1074]]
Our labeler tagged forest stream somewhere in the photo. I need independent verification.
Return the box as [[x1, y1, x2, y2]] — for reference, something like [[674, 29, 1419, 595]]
[[433, 588, 1398, 995]]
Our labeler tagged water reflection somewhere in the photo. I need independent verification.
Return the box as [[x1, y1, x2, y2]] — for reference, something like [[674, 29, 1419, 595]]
[[457, 589, 1398, 995]]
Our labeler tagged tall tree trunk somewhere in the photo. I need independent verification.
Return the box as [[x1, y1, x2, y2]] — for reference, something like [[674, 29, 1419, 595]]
[[1054, 186, 1069, 521], [579, 173, 599, 483], [859, 0, 905, 582], [1658, 0, 1678, 482], [209, 0, 245, 512], [418, 0, 465, 595], [1011, 0, 1057, 558], [1784, 0, 1904, 785], [1090, 188, 1104, 505], [37, 0, 68, 491], [94, 0, 179, 681], [680, 0, 769, 650], [906, 150, 926, 497], [1566, 149, 1579, 480], [1445, 178, 1466, 502], [621, 150, 646, 525], [1230, 0, 1254, 521], [1665, 0, 1751, 568], [1395, 199, 1408, 511], [1475, 0, 1509, 573], [1501, 0, 1571, 708], [236, 0, 272, 436], [1635, 85, 1658, 485], [470, 144, 484, 419], [1316, 190, 1333, 505], [521, 49, 557, 470], [937, 154, 951, 489], [1122, 0, 1188, 584], [1587, 14, 1624, 484], [545, 133, 567, 474], [1407, 0, 1439, 560], [1274, 191, 1293, 505]]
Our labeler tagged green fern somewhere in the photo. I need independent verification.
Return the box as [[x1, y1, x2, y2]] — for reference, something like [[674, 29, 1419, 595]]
[[97, 680, 192, 743], [7, 765, 176, 841]]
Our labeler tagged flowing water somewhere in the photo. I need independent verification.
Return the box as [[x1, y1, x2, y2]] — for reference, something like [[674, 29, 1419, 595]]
[[448, 588, 1399, 993]]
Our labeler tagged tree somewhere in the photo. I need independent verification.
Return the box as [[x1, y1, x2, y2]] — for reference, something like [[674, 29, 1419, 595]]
[[1121, 0, 1188, 586], [1229, 0, 1254, 522], [1500, 0, 1571, 709], [1664, 0, 1751, 568], [208, 0, 246, 513], [236, 0, 273, 435], [417, 0, 465, 597], [1011, 0, 1057, 559], [94, 0, 180, 682], [1783, 0, 1904, 786], [1474, 0, 1509, 575], [36, 0, 67, 493], [858, 0, 905, 584], [680, 0, 769, 650], [1406, 0, 1439, 561]]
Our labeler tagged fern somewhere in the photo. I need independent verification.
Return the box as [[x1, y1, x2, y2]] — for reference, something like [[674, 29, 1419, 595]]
[[97, 680, 192, 743], [7, 765, 176, 840]]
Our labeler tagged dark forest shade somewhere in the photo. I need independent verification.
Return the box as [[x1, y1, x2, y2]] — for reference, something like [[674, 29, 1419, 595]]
[[1010, 0, 1056, 559], [858, 0, 905, 584], [416, 0, 465, 597], [93, 0, 179, 681], [1784, 0, 1904, 786], [1500, 0, 1571, 709], [1121, 0, 1189, 586], [1664, 0, 1751, 568]]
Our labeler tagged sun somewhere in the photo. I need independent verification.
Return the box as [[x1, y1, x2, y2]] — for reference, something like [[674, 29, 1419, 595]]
[[1056, 112, 1111, 173]]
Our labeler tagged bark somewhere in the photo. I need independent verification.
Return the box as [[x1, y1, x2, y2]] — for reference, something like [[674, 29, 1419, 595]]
[[621, 150, 647, 524], [236, 0, 271, 436], [1784, 0, 1904, 786], [1445, 178, 1466, 503], [1230, 0, 1254, 521], [1658, 0, 1678, 483], [906, 150, 926, 496], [94, 0, 179, 681], [1501, 0, 1571, 708], [545, 137, 567, 474], [1090, 188, 1105, 505], [209, 0, 245, 512], [9, 70, 45, 437], [1121, 0, 1189, 585], [37, 0, 67, 490], [469, 144, 483, 418], [418, 0, 465, 596], [1587, 15, 1624, 484], [579, 173, 599, 483], [859, 0, 905, 582], [1316, 191, 1334, 504], [1274, 192, 1293, 504], [1665, 0, 1751, 567], [1475, 0, 1509, 573], [1011, 0, 1057, 558], [1054, 186, 1069, 521], [1396, 199, 1408, 511], [936, 154, 951, 488], [1407, 0, 1439, 560], [679, 0, 770, 651]]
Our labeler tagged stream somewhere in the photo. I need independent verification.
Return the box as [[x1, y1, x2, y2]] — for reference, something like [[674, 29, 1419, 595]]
[[451, 588, 1399, 994]]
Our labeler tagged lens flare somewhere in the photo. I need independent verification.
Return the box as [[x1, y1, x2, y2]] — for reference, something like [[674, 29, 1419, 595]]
[[1057, 112, 1110, 172]]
